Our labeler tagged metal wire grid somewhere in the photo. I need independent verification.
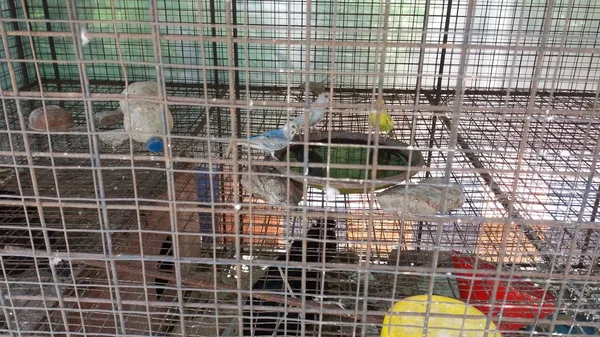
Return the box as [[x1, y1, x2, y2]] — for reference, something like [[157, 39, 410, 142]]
[[1, 89, 599, 335], [3, 91, 592, 334], [0, 0, 595, 333], [439, 91, 600, 270], [2, 0, 599, 90]]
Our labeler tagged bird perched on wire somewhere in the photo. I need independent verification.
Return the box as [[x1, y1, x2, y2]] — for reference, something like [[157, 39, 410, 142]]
[[226, 120, 300, 159], [368, 98, 396, 138], [243, 219, 337, 336], [292, 92, 330, 131]]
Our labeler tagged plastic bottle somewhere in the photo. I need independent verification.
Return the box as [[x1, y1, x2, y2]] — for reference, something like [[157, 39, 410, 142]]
[[119, 81, 174, 153]]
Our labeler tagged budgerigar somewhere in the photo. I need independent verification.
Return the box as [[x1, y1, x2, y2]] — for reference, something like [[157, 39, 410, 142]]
[[293, 92, 330, 131], [226, 120, 300, 159], [368, 99, 396, 138]]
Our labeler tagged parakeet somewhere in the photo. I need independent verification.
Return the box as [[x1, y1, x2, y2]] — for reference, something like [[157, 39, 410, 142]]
[[293, 92, 330, 131], [226, 120, 300, 159], [368, 99, 396, 138], [243, 219, 337, 336]]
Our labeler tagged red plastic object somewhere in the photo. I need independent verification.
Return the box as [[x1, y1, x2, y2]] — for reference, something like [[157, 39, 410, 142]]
[[451, 251, 557, 331]]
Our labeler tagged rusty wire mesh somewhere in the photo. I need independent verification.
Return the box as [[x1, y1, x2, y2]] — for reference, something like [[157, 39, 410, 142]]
[[0, 0, 599, 336]]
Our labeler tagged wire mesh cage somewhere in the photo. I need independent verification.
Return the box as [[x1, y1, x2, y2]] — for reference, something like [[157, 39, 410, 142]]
[[0, 0, 599, 336]]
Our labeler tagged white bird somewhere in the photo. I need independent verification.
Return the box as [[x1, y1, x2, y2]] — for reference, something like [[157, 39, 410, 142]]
[[293, 92, 330, 131], [226, 120, 300, 159]]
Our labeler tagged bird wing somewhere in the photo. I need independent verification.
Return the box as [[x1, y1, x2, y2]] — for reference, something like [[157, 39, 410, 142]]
[[308, 107, 326, 126], [382, 111, 397, 137], [295, 106, 325, 127], [249, 128, 286, 141], [369, 111, 387, 129], [368, 112, 377, 127], [369, 110, 396, 137], [252, 138, 290, 152], [292, 114, 307, 126], [381, 111, 394, 132], [236, 129, 290, 152]]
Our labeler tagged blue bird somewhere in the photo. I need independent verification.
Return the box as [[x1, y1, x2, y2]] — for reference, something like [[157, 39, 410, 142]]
[[226, 120, 300, 159]]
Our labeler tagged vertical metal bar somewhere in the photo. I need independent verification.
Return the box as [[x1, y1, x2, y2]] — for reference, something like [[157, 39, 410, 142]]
[[148, 0, 189, 335], [360, 0, 394, 335], [208, 0, 220, 89], [298, 0, 313, 253], [230, 0, 245, 252], [315, 0, 339, 334], [64, 0, 127, 334], [111, 2, 142, 333], [6, 0, 30, 86], [411, 0, 430, 150], [193, 0, 223, 335], [39, 0, 61, 92], [580, 186, 600, 262], [299, 0, 314, 334], [208, 0, 224, 178], [0, 13, 72, 335], [423, 0, 477, 335], [231, 1, 240, 101], [206, 0, 229, 243], [417, 0, 454, 248], [435, 0, 454, 104], [222, 0, 244, 335], [106, 0, 155, 332], [0, 268, 17, 337]]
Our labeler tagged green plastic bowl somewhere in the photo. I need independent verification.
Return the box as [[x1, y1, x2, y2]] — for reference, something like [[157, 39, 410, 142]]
[[274, 131, 425, 194]]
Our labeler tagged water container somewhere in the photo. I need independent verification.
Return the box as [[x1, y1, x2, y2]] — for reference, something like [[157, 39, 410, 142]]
[[120, 81, 174, 153]]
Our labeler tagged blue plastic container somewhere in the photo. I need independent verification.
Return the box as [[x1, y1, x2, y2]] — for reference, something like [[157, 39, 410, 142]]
[[195, 164, 221, 246]]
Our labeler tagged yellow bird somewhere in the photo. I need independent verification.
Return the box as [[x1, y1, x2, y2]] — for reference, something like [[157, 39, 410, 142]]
[[369, 99, 396, 138]]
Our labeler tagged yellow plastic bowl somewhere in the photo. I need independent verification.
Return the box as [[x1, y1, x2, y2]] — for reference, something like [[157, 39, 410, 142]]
[[381, 295, 502, 337]]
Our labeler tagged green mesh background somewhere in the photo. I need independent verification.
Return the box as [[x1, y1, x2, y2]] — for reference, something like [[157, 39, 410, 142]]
[[3, 0, 598, 92]]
